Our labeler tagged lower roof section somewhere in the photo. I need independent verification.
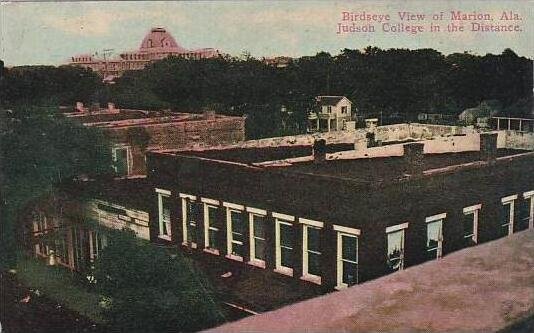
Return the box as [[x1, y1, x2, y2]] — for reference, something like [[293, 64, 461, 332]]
[[206, 229, 534, 333]]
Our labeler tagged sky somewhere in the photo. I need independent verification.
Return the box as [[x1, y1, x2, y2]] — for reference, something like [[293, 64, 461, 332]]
[[1, 0, 532, 66]]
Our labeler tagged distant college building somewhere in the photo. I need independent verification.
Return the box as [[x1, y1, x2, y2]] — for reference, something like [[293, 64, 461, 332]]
[[69, 27, 221, 80], [63, 102, 246, 176]]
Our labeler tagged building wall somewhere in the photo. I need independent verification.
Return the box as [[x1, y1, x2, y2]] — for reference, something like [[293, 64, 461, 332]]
[[85, 199, 150, 240], [147, 150, 534, 290], [103, 116, 246, 175]]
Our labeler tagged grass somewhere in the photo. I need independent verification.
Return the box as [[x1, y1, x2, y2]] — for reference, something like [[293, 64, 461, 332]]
[[14, 257, 105, 323]]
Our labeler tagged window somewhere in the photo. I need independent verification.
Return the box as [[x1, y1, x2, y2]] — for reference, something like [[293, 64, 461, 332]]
[[500, 195, 517, 237], [180, 193, 197, 247], [274, 212, 295, 275], [202, 198, 220, 253], [334, 225, 360, 289], [341, 106, 347, 114], [89, 231, 107, 262], [426, 213, 446, 260], [112, 146, 130, 176], [386, 223, 408, 272], [520, 191, 534, 231], [156, 189, 172, 240], [247, 207, 267, 267], [463, 204, 481, 246], [224, 202, 245, 260], [327, 106, 332, 113], [300, 218, 324, 284]]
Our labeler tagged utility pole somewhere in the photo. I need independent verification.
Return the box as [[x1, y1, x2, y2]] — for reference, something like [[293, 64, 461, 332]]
[[101, 49, 114, 78]]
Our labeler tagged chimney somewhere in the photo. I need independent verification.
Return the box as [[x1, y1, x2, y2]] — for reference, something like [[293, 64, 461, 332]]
[[107, 102, 115, 113], [89, 102, 100, 113], [313, 139, 327, 163], [403, 142, 425, 175], [203, 109, 216, 120], [480, 132, 498, 161], [354, 138, 368, 151], [75, 102, 84, 112]]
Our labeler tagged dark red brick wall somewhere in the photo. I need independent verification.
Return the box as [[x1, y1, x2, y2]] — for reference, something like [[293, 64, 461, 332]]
[[147, 151, 534, 288], [103, 117, 245, 175]]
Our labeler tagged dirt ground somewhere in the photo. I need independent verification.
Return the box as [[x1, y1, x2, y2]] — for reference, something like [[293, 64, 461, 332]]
[[0, 272, 107, 333]]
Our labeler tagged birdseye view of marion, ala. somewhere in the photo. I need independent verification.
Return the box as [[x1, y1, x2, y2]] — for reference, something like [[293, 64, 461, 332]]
[[0, 1, 533, 332]]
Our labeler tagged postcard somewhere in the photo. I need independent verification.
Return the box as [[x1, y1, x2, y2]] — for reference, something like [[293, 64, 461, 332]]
[[0, 1, 533, 332]]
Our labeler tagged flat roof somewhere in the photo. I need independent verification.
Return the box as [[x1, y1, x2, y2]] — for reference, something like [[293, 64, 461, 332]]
[[63, 109, 244, 129], [207, 229, 534, 333], [170, 145, 527, 182]]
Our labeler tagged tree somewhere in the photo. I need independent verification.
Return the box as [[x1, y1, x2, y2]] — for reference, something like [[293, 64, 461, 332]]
[[0, 106, 113, 269], [94, 230, 224, 332]]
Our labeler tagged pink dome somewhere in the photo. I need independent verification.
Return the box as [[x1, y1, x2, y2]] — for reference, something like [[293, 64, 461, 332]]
[[139, 27, 187, 53]]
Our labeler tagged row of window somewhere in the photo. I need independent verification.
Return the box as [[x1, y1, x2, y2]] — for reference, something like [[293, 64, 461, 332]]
[[156, 189, 534, 289]]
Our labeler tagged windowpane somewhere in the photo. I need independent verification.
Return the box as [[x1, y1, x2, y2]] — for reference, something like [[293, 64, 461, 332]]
[[208, 206, 219, 228], [308, 252, 321, 276], [281, 246, 292, 268], [307, 227, 321, 252], [341, 235, 357, 262], [114, 148, 128, 176], [280, 223, 293, 248], [342, 261, 358, 286], [231, 242, 244, 257], [387, 230, 403, 271], [254, 239, 266, 261], [187, 222, 197, 243], [501, 204, 511, 226], [517, 200, 530, 231], [160, 195, 171, 236], [253, 215, 266, 239], [463, 213, 475, 238], [426, 221, 441, 249], [231, 211, 245, 235], [208, 228, 218, 249]]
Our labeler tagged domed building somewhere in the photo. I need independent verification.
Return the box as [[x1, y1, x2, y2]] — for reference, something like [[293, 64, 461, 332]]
[[69, 27, 221, 81]]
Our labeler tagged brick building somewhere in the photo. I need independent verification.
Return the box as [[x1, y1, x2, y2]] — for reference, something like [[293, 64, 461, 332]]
[[146, 133, 534, 291], [63, 103, 246, 176]]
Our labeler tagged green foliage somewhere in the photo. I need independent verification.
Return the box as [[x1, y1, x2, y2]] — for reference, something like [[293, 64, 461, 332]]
[[0, 106, 113, 269], [15, 258, 104, 322], [94, 230, 224, 332], [0, 65, 103, 107]]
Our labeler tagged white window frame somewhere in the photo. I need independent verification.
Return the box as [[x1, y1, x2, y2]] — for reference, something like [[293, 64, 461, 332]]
[[463, 204, 482, 244], [274, 213, 295, 276], [334, 225, 360, 290], [385, 222, 408, 271], [202, 198, 220, 255], [156, 188, 172, 241], [111, 144, 132, 176], [501, 195, 517, 236], [300, 218, 324, 284], [247, 207, 267, 268], [224, 202, 245, 261], [180, 193, 198, 248], [522, 191, 534, 230], [425, 213, 446, 259]]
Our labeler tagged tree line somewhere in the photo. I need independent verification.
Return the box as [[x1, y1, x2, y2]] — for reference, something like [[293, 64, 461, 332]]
[[1, 47, 532, 138]]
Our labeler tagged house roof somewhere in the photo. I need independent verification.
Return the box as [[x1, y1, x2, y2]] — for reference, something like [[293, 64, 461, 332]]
[[315, 96, 351, 106]]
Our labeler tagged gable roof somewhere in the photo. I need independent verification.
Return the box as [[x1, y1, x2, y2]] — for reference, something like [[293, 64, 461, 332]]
[[316, 96, 351, 106]]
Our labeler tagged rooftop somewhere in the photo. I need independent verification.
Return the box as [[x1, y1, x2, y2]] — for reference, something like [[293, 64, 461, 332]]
[[315, 95, 350, 106], [62, 106, 243, 129], [207, 229, 534, 333], [164, 142, 529, 183]]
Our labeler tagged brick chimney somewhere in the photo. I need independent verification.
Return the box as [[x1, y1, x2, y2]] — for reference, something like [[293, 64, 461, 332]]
[[403, 142, 425, 175], [480, 132, 498, 161], [313, 139, 327, 163], [75, 102, 84, 112], [203, 110, 216, 120]]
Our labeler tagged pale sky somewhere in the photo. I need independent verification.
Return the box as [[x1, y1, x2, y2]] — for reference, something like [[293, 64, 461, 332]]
[[1, 0, 532, 66]]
